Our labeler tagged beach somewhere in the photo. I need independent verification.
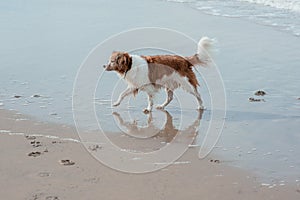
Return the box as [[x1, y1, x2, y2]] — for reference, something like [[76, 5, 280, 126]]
[[1, 109, 299, 200], [1, 0, 300, 199]]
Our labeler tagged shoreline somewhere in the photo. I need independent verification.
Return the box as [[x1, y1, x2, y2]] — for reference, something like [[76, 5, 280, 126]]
[[1, 108, 300, 199]]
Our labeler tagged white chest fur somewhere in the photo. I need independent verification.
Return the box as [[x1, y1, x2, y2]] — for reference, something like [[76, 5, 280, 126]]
[[123, 55, 151, 89]]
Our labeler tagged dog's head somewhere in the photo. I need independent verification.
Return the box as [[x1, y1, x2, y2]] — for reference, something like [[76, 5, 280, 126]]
[[103, 51, 132, 75]]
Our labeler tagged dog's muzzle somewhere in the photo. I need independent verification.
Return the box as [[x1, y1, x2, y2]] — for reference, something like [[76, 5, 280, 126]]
[[103, 64, 111, 71]]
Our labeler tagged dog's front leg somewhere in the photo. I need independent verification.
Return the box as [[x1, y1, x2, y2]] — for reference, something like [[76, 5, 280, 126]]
[[113, 87, 134, 107], [143, 94, 154, 114]]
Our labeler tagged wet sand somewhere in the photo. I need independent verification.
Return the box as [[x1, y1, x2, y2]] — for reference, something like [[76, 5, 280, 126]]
[[1, 109, 300, 200]]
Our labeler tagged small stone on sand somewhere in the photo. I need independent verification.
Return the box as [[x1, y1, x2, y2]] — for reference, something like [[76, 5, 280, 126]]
[[255, 90, 266, 96]]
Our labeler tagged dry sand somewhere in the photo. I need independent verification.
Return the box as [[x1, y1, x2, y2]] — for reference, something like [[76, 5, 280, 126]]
[[0, 109, 299, 200]]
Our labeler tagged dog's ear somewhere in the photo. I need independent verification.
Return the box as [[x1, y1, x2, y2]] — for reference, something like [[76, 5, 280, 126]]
[[123, 53, 128, 65], [114, 53, 121, 64], [116, 53, 128, 65]]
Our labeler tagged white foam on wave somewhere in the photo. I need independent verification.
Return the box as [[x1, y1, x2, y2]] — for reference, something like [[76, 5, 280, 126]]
[[165, 0, 300, 37], [240, 0, 300, 12]]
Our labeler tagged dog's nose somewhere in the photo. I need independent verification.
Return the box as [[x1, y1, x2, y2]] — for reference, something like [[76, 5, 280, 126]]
[[103, 65, 107, 68]]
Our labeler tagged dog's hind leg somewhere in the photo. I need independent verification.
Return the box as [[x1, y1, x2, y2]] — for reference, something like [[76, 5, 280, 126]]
[[192, 88, 204, 110], [156, 88, 173, 110], [183, 85, 204, 110]]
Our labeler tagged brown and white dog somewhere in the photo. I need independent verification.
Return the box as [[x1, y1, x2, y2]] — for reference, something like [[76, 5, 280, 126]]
[[103, 37, 214, 113]]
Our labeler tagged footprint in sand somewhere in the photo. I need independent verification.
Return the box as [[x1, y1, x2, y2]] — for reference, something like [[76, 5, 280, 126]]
[[59, 159, 75, 166], [210, 159, 220, 163], [30, 140, 42, 147], [88, 144, 102, 151], [45, 196, 59, 200], [249, 97, 265, 102], [30, 193, 59, 200], [25, 135, 36, 140], [38, 172, 50, 177], [28, 152, 41, 157]]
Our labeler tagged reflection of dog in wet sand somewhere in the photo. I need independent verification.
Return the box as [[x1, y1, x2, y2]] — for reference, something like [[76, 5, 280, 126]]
[[103, 37, 214, 113], [113, 110, 203, 143]]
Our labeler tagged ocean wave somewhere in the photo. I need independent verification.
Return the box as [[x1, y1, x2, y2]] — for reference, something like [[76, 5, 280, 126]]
[[239, 0, 300, 12], [165, 0, 300, 37]]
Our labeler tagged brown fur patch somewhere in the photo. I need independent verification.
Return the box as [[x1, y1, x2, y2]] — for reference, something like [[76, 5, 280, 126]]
[[185, 54, 205, 66], [141, 55, 199, 88], [107, 52, 132, 75]]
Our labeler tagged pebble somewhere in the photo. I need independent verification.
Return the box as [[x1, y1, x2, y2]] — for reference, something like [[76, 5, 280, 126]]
[[255, 90, 266, 96]]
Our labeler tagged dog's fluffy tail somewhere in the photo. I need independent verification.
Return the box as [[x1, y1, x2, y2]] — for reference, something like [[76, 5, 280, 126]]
[[197, 37, 215, 66], [186, 36, 216, 67]]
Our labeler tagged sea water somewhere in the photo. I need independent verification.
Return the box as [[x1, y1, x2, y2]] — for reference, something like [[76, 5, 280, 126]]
[[167, 0, 300, 37]]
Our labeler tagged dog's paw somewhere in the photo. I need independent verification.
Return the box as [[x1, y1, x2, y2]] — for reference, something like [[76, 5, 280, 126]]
[[198, 105, 206, 110], [113, 102, 120, 107], [156, 105, 165, 110], [143, 109, 151, 114]]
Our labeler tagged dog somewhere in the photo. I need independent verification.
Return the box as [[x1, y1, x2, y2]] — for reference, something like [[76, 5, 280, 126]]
[[103, 37, 214, 114]]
